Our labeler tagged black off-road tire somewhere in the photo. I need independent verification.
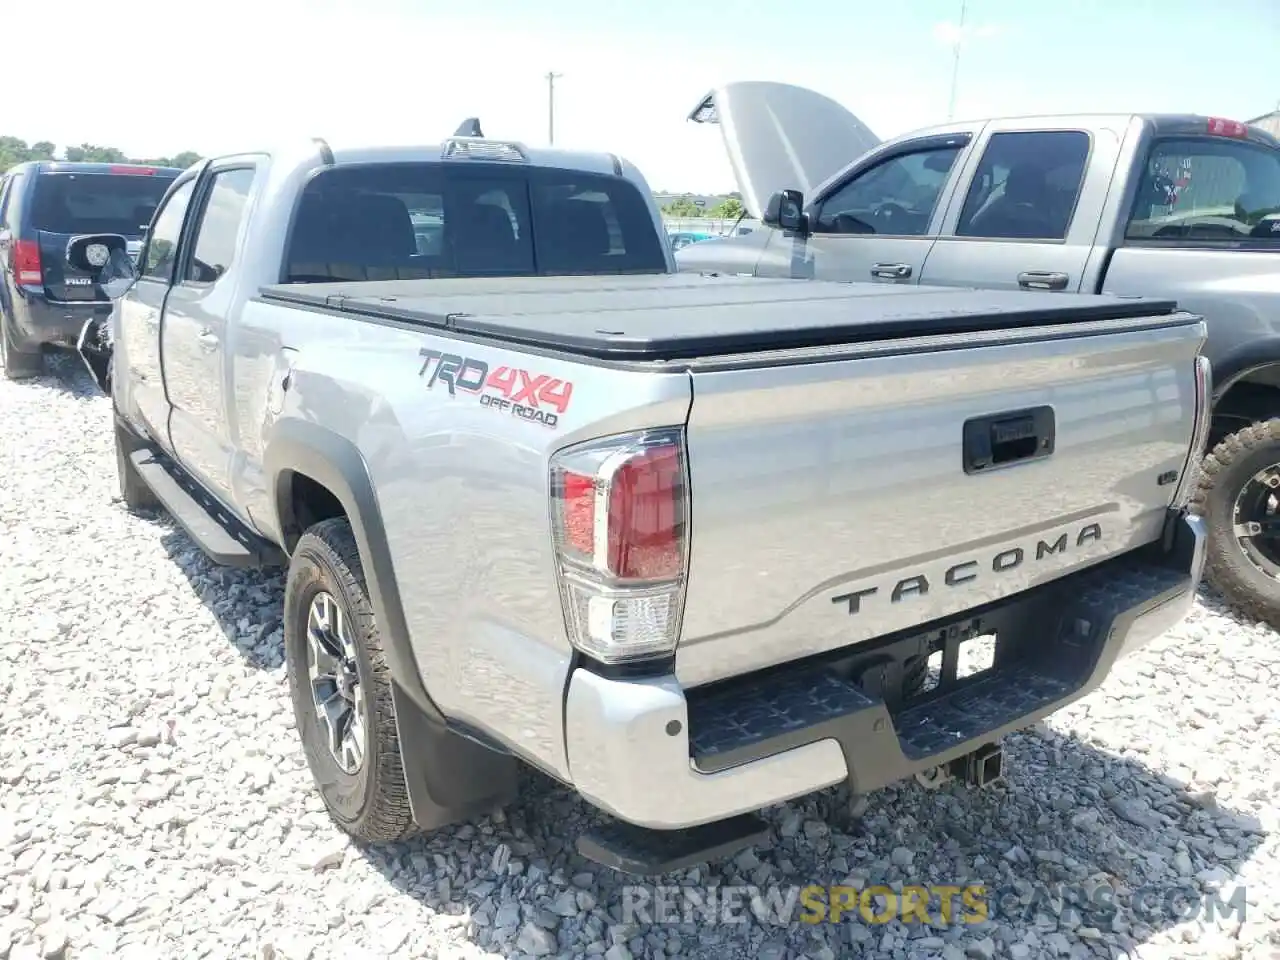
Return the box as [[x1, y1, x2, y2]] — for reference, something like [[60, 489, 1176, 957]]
[[284, 517, 418, 844], [1190, 418, 1280, 628], [114, 420, 159, 512], [0, 312, 43, 380]]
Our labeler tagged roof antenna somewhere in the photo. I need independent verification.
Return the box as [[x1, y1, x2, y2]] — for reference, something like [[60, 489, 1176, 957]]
[[453, 118, 484, 138]]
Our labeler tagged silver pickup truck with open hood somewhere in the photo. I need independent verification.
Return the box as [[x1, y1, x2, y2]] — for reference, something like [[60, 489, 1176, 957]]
[[65, 130, 1209, 875], [680, 80, 1280, 628]]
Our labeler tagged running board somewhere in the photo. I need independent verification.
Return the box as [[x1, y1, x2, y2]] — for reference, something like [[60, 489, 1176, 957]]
[[128, 448, 284, 569], [576, 813, 769, 876]]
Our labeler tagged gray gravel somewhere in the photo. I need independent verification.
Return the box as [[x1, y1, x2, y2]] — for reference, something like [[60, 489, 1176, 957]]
[[2, 354, 1279, 960]]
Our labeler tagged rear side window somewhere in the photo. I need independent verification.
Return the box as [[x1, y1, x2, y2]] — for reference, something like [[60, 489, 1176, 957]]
[[956, 131, 1091, 240], [1125, 137, 1280, 244], [186, 168, 255, 284], [29, 172, 178, 237], [0, 173, 24, 231], [283, 162, 667, 283]]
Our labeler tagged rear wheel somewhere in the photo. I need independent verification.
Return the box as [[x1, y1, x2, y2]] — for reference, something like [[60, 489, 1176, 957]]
[[284, 517, 418, 844], [0, 311, 43, 380], [1191, 418, 1280, 627]]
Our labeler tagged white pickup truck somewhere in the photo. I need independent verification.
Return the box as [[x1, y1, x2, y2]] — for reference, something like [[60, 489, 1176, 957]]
[[64, 129, 1208, 875]]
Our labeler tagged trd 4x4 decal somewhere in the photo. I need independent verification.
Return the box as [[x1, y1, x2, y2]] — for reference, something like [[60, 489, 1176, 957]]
[[418, 349, 573, 428]]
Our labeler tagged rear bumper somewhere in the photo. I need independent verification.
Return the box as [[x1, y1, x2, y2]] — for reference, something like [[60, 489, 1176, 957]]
[[10, 285, 111, 348], [564, 509, 1205, 831]]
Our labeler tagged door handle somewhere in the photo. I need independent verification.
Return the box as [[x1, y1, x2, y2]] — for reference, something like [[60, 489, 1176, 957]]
[[197, 329, 219, 352], [1017, 271, 1069, 291], [871, 262, 912, 280]]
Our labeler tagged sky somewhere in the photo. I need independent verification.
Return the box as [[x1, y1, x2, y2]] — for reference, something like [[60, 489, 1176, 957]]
[[5, 0, 1279, 193]]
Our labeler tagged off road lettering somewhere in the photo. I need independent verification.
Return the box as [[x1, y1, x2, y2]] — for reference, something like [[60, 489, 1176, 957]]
[[833, 522, 1105, 616], [418, 351, 574, 427]]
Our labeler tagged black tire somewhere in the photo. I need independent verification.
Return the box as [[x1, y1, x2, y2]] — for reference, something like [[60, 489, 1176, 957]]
[[114, 420, 159, 512], [1190, 418, 1280, 627], [0, 311, 43, 380], [284, 517, 417, 844]]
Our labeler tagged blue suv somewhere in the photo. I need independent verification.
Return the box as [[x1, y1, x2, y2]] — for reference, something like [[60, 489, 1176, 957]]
[[0, 161, 181, 379]]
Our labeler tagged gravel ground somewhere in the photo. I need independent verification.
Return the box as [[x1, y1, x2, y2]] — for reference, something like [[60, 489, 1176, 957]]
[[2, 354, 1279, 960]]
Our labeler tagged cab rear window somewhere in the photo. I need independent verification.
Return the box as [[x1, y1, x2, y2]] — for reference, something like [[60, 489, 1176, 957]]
[[29, 172, 177, 237], [282, 162, 668, 283]]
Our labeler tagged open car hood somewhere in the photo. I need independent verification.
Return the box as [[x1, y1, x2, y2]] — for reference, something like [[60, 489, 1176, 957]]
[[688, 81, 882, 218]]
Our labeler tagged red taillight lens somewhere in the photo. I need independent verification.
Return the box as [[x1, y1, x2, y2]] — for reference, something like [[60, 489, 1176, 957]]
[[550, 427, 689, 664], [13, 239, 42, 285], [108, 165, 158, 175], [561, 471, 597, 558], [606, 443, 681, 580], [1207, 117, 1248, 139]]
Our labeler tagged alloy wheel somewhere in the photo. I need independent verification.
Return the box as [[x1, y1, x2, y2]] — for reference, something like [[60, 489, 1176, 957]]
[[306, 591, 367, 774]]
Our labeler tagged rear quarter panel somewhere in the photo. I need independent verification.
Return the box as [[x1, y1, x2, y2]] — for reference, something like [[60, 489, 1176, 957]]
[[256, 304, 691, 780], [1101, 246, 1280, 386]]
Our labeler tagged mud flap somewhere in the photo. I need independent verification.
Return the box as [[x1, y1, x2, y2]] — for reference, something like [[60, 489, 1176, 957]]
[[76, 317, 113, 395]]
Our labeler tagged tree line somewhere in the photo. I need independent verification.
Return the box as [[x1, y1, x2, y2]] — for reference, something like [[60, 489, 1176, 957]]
[[660, 195, 746, 219], [0, 136, 201, 172]]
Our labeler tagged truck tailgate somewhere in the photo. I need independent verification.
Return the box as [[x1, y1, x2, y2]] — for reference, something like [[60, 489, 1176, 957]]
[[677, 310, 1206, 687]]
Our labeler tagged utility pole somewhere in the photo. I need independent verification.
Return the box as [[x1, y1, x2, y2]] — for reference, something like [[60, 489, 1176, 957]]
[[947, 0, 967, 121], [546, 71, 563, 145]]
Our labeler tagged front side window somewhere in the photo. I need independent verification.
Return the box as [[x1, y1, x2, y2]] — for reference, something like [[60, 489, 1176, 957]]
[[140, 179, 196, 282], [282, 162, 667, 283], [813, 146, 963, 236], [1125, 137, 1280, 244], [956, 131, 1091, 240], [186, 168, 255, 284]]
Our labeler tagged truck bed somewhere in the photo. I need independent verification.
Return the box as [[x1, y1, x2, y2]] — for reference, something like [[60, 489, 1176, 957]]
[[258, 274, 1180, 361]]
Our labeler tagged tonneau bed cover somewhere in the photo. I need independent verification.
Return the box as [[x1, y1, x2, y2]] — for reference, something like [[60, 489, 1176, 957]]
[[258, 274, 1182, 361]]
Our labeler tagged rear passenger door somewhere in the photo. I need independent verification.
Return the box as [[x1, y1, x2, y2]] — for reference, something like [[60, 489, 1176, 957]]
[[920, 121, 1122, 292], [162, 161, 258, 501]]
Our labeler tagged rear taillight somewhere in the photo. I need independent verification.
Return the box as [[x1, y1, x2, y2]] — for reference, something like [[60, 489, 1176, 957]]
[[13, 240, 42, 285], [550, 427, 689, 665], [108, 165, 159, 175]]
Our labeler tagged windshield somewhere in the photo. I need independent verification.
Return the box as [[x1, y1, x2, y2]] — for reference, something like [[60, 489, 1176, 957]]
[[29, 172, 177, 236], [283, 162, 668, 283]]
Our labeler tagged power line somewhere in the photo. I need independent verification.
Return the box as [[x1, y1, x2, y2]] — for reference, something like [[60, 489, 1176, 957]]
[[546, 71, 563, 145]]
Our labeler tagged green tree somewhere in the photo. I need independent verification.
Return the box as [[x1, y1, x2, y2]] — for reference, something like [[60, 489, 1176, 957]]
[[662, 197, 704, 218], [63, 143, 128, 163], [707, 197, 745, 219]]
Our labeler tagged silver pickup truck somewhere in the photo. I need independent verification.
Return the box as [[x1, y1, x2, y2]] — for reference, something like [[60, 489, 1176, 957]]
[[679, 80, 1280, 627], [65, 132, 1208, 875]]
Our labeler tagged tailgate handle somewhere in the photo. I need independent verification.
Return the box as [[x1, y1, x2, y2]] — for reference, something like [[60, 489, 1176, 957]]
[[963, 406, 1055, 474], [1017, 271, 1069, 291]]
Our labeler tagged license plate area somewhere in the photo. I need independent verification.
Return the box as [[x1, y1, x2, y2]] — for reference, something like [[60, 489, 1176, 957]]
[[842, 616, 999, 713]]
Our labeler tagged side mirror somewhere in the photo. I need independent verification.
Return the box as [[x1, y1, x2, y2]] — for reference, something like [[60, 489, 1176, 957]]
[[762, 189, 807, 234], [66, 233, 138, 299]]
